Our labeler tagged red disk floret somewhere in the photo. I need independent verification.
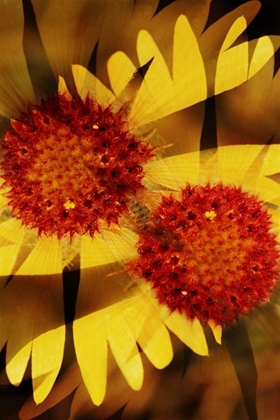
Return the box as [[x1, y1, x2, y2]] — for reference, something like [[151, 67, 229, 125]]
[[0, 93, 154, 238], [128, 184, 280, 326]]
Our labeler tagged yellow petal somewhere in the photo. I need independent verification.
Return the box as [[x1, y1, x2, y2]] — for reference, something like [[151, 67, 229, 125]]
[[0, 219, 25, 289], [208, 320, 222, 345], [72, 65, 116, 105], [81, 228, 138, 269], [172, 15, 207, 111], [107, 51, 136, 97], [248, 35, 280, 80], [0, 0, 36, 118], [215, 19, 280, 95], [32, 325, 65, 404], [75, 242, 139, 405], [106, 304, 143, 391], [123, 293, 173, 369], [0, 217, 24, 243], [216, 145, 264, 185], [220, 16, 247, 52], [16, 236, 62, 276], [3, 236, 64, 399], [144, 151, 200, 190], [260, 144, 280, 176], [19, 362, 82, 420], [5, 332, 33, 386], [32, 0, 106, 90], [74, 311, 108, 406], [164, 311, 208, 356], [252, 176, 280, 204], [129, 15, 206, 127], [0, 180, 9, 208], [58, 76, 72, 100]]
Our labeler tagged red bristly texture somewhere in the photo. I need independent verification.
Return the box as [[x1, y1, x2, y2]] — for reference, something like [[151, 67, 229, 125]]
[[128, 184, 280, 326], [0, 94, 154, 238]]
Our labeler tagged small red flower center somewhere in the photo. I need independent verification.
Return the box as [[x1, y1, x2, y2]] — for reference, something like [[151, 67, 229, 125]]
[[128, 184, 280, 326], [1, 94, 154, 238]]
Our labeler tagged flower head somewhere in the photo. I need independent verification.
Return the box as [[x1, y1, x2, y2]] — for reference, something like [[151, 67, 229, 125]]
[[128, 183, 280, 326]]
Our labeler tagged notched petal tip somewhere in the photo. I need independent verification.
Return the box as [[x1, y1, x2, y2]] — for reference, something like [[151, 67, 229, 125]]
[[72, 64, 116, 105], [58, 76, 72, 100], [208, 320, 222, 345], [107, 51, 137, 97]]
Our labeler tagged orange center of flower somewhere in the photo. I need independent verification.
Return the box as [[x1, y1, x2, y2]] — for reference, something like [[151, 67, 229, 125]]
[[0, 94, 154, 238], [128, 184, 280, 326]]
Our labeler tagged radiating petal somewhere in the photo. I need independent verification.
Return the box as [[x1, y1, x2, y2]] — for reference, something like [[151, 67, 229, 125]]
[[248, 36, 280, 80], [0, 178, 9, 208], [208, 320, 222, 345], [2, 237, 64, 402], [252, 177, 280, 204], [215, 16, 280, 95], [129, 15, 206, 127], [123, 293, 173, 369], [75, 231, 139, 405], [172, 14, 206, 111], [72, 64, 115, 105], [74, 311, 108, 406], [216, 145, 264, 185], [19, 363, 82, 420], [200, 1, 260, 60], [143, 151, 200, 190], [0, 0, 36, 118], [81, 228, 138, 269], [96, 0, 210, 84], [0, 218, 25, 290], [260, 144, 280, 176], [106, 304, 144, 391], [164, 311, 208, 356], [32, 0, 107, 90], [107, 52, 136, 97], [58, 75, 72, 100]]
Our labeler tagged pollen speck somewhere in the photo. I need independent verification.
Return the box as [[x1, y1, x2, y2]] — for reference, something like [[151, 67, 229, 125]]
[[205, 210, 216, 220]]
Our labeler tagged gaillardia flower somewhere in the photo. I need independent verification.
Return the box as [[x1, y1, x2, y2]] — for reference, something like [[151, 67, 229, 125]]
[[0, 0, 279, 411], [130, 144, 280, 325]]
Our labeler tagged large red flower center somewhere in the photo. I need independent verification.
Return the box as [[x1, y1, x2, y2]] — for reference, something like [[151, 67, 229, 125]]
[[1, 94, 154, 238], [128, 184, 280, 326]]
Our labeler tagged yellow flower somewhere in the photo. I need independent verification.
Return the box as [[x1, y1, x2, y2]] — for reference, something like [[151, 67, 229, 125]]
[[0, 0, 279, 411]]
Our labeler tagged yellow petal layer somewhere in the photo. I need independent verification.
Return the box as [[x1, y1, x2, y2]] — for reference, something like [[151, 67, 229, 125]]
[[144, 151, 200, 190], [129, 15, 206, 127], [81, 228, 138, 269], [72, 65, 116, 105], [0, 0, 36, 118], [216, 145, 263, 185], [0, 219, 25, 289], [32, 0, 106, 89], [259, 145, 280, 176], [215, 16, 280, 95], [58, 76, 72, 100], [106, 304, 143, 391], [164, 311, 208, 356], [123, 293, 173, 369], [3, 237, 64, 403], [19, 362, 81, 420], [74, 311, 108, 406], [107, 51, 136, 97], [208, 320, 222, 345]]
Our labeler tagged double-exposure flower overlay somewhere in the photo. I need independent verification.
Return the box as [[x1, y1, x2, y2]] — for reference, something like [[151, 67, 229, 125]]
[[0, 0, 280, 415]]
